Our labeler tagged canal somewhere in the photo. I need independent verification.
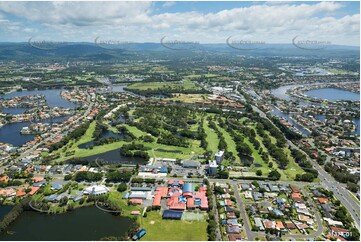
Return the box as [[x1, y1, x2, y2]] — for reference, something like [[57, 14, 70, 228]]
[[0, 116, 70, 147], [0, 89, 79, 147]]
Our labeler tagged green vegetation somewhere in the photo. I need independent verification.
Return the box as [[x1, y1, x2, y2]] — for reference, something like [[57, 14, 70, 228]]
[[139, 211, 208, 241]]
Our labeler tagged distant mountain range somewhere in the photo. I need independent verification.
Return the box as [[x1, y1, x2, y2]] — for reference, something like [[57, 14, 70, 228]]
[[0, 42, 359, 60]]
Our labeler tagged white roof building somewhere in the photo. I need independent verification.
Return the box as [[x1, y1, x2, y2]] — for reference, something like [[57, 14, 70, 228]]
[[83, 185, 109, 196]]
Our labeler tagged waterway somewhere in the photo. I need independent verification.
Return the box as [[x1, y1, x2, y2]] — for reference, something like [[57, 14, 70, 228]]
[[270, 106, 311, 135], [271, 84, 359, 135], [0, 89, 79, 109], [0, 108, 30, 115], [0, 89, 79, 146], [304, 88, 360, 101], [0, 116, 70, 147], [0, 206, 132, 241]]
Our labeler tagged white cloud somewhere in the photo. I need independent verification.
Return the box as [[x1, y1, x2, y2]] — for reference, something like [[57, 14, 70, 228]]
[[0, 1, 358, 45]]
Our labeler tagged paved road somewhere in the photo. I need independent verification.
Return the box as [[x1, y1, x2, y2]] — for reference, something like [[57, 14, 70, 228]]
[[232, 182, 253, 240]]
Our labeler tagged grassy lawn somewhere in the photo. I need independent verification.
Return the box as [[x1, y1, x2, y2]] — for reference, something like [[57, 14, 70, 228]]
[[126, 80, 199, 91], [139, 211, 208, 241], [122, 124, 149, 138], [107, 191, 142, 216], [164, 93, 208, 103], [144, 140, 205, 160], [203, 119, 219, 152]]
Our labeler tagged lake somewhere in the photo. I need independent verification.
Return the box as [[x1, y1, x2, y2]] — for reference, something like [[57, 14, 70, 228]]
[[78, 130, 126, 149], [83, 149, 147, 165], [0, 89, 79, 109], [0, 205, 13, 221], [0, 206, 133, 241], [0, 116, 70, 147], [304, 88, 360, 101]]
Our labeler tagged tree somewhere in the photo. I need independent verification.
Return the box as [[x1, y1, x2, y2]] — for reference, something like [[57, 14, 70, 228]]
[[24, 188, 32, 193], [64, 174, 73, 181], [268, 169, 281, 180], [349, 228, 360, 241], [59, 196, 68, 206], [117, 183, 128, 192], [256, 170, 262, 176]]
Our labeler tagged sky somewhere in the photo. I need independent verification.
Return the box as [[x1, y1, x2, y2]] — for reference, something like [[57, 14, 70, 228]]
[[0, 1, 359, 46]]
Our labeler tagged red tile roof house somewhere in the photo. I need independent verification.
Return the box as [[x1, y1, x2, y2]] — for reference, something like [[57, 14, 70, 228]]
[[129, 199, 143, 205], [28, 186, 40, 195], [276, 221, 286, 231], [290, 185, 300, 193], [0, 175, 10, 183], [0, 188, 16, 197], [228, 234, 242, 241], [33, 177, 44, 183], [263, 221, 276, 229], [285, 221, 297, 230], [131, 211, 141, 215], [291, 192, 305, 203], [317, 197, 329, 204]]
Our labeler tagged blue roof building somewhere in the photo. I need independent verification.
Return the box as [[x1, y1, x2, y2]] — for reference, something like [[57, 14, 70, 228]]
[[183, 183, 194, 193], [132, 229, 146, 241], [162, 210, 183, 220]]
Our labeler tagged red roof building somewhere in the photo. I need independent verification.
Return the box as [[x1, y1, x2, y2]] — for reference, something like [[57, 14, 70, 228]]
[[129, 199, 143, 205], [317, 197, 329, 204], [152, 187, 168, 207], [290, 185, 300, 193], [131, 211, 141, 215], [168, 187, 183, 197], [187, 197, 195, 209], [0, 176, 9, 182]]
